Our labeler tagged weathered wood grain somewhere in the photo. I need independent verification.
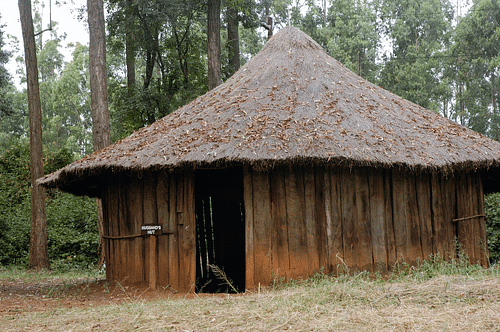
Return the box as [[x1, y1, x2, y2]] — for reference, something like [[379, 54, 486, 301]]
[[285, 167, 309, 279], [270, 168, 290, 280], [369, 169, 388, 273], [243, 166, 255, 290], [252, 171, 272, 286]]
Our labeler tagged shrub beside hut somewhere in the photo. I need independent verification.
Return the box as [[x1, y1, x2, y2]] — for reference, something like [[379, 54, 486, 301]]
[[39, 27, 500, 293]]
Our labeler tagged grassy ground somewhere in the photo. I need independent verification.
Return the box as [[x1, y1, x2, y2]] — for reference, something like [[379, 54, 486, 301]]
[[1, 258, 500, 331]]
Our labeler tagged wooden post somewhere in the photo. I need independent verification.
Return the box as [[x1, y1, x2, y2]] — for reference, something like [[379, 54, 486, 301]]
[[149, 235, 158, 290], [142, 224, 162, 289]]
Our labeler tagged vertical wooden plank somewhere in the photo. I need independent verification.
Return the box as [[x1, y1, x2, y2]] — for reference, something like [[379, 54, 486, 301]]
[[354, 168, 373, 271], [444, 175, 457, 260], [114, 176, 125, 282], [144, 172, 159, 287], [416, 173, 433, 261], [456, 172, 483, 265], [473, 173, 485, 265], [432, 174, 456, 261], [476, 173, 489, 267], [392, 170, 410, 263], [132, 175, 145, 283], [157, 172, 169, 226], [144, 233, 150, 283], [156, 172, 170, 286], [168, 173, 180, 290], [304, 166, 320, 275], [329, 168, 344, 273], [181, 171, 196, 292], [323, 168, 333, 274], [341, 168, 358, 270], [253, 170, 272, 286], [175, 173, 184, 287], [175, 171, 185, 289], [431, 174, 443, 257], [175, 171, 196, 292], [143, 172, 158, 224], [270, 168, 290, 280], [369, 168, 388, 273], [149, 235, 158, 289], [243, 166, 255, 290], [118, 176, 135, 283], [384, 170, 396, 268], [468, 174, 480, 264], [285, 167, 309, 279], [407, 175, 423, 265], [101, 183, 113, 281], [456, 173, 469, 260], [314, 167, 328, 274], [109, 178, 122, 281]]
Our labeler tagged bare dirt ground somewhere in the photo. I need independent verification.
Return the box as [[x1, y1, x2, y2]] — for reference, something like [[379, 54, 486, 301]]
[[0, 278, 178, 316]]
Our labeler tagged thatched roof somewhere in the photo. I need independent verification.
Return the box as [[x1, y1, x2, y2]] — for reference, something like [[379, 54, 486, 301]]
[[39, 26, 500, 195]]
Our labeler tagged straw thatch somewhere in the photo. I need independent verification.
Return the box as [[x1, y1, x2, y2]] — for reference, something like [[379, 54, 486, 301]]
[[39, 26, 500, 195]]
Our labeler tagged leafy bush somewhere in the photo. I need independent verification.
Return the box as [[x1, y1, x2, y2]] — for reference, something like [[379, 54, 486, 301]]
[[485, 193, 500, 264], [0, 190, 31, 265], [47, 192, 99, 269], [0, 143, 99, 269]]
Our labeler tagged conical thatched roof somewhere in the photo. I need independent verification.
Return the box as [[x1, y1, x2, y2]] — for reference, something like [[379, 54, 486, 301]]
[[40, 26, 500, 195]]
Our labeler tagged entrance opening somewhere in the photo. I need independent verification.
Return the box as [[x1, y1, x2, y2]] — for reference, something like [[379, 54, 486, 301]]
[[195, 167, 245, 293]]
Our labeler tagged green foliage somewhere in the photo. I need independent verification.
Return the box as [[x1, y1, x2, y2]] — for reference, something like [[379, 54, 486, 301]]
[[451, 0, 500, 139], [325, 0, 379, 82], [377, 0, 454, 111], [485, 193, 500, 264], [106, 0, 209, 138], [0, 14, 13, 119], [46, 192, 99, 270], [0, 191, 31, 266], [0, 143, 32, 265], [0, 143, 99, 269]]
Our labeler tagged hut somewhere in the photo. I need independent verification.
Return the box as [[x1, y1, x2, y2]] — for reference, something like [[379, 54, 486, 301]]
[[39, 26, 500, 293]]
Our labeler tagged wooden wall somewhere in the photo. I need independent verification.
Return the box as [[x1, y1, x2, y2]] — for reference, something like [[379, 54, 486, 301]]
[[101, 171, 196, 292], [244, 166, 488, 289], [100, 165, 488, 292]]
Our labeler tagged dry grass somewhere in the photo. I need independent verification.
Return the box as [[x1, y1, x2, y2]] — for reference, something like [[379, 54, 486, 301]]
[[2, 261, 500, 331]]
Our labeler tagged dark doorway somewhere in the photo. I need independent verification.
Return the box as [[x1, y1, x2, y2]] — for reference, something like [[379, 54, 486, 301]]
[[195, 167, 245, 293]]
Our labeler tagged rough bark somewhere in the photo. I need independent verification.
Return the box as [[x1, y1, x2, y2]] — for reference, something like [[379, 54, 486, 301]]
[[88, 0, 111, 266], [126, 0, 136, 95], [227, 7, 240, 76], [207, 0, 221, 90], [19, 0, 50, 270]]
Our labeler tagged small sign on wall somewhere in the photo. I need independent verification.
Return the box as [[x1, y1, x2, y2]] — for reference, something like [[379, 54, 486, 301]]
[[141, 224, 162, 235]]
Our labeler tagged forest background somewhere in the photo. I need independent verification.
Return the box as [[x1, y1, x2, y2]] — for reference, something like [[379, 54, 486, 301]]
[[1, 0, 500, 270]]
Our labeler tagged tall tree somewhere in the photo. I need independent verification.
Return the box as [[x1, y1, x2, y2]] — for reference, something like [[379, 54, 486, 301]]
[[125, 0, 136, 96], [208, 0, 221, 90], [326, 0, 379, 81], [226, 6, 240, 76], [18, 0, 50, 270], [450, 0, 500, 140], [106, 0, 207, 135], [88, 0, 111, 265], [377, 0, 454, 111]]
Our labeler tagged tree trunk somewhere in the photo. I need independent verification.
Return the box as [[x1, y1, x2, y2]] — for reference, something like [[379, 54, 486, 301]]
[[265, 1, 272, 40], [207, 0, 221, 90], [126, 0, 136, 96], [19, 0, 50, 271], [88, 0, 111, 266], [226, 7, 240, 76]]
